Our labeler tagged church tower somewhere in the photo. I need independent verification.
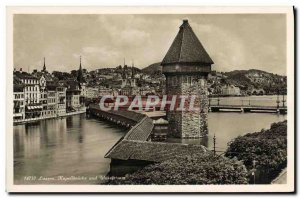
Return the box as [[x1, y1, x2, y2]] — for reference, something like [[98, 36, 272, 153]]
[[130, 61, 136, 87], [161, 20, 213, 138], [42, 57, 47, 72], [77, 56, 86, 97]]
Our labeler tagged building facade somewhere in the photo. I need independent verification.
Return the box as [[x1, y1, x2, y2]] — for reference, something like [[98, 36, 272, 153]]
[[13, 84, 25, 121], [161, 20, 213, 138], [221, 85, 241, 96], [56, 85, 67, 116], [46, 85, 57, 117], [14, 70, 42, 119]]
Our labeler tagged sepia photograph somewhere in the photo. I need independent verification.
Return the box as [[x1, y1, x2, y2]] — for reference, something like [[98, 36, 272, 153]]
[[6, 6, 294, 193]]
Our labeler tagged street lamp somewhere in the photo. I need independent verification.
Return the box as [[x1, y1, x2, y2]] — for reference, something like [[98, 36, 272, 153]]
[[252, 159, 257, 184]]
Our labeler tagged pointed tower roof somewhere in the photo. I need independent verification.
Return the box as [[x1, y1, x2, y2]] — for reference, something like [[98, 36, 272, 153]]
[[161, 20, 214, 65], [77, 56, 86, 84], [42, 57, 47, 72], [131, 60, 135, 79]]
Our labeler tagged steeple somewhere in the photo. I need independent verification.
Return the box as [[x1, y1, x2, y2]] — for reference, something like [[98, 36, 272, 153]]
[[42, 57, 46, 72], [79, 55, 82, 70], [131, 60, 135, 79], [77, 55, 85, 85]]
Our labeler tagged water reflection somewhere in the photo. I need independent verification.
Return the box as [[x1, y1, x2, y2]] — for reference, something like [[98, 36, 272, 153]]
[[167, 112, 286, 153], [14, 110, 286, 184], [14, 114, 126, 184]]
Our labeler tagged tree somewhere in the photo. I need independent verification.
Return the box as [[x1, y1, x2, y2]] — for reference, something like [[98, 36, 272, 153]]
[[110, 152, 248, 185], [225, 120, 287, 183]]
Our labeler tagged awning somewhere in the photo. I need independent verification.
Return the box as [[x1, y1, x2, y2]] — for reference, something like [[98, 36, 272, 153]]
[[27, 106, 43, 110]]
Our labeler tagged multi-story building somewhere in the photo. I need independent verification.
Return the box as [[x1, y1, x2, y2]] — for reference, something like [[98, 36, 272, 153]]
[[56, 84, 67, 116], [32, 58, 59, 118], [221, 85, 241, 96], [13, 82, 25, 121], [65, 80, 81, 112], [38, 75, 48, 117], [14, 69, 42, 119], [46, 84, 57, 117], [98, 87, 113, 97], [86, 87, 99, 99]]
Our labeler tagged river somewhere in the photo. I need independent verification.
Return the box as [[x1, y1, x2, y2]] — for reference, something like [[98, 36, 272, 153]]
[[13, 95, 287, 184]]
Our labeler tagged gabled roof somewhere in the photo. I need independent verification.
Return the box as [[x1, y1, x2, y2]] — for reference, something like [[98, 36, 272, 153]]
[[161, 20, 214, 65]]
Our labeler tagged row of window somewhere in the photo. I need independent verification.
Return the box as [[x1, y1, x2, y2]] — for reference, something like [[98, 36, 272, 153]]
[[48, 92, 56, 97], [26, 93, 39, 99], [14, 93, 24, 99], [26, 100, 39, 104], [48, 98, 56, 103], [41, 110, 56, 116], [22, 79, 38, 84], [40, 93, 47, 98], [25, 86, 39, 92]]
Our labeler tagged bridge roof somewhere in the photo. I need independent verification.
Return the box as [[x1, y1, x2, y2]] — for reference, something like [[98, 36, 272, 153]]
[[161, 20, 214, 66], [105, 140, 207, 162], [105, 113, 207, 162], [124, 117, 154, 141]]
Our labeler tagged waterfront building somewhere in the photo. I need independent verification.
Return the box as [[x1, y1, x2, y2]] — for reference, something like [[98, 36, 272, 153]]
[[46, 83, 58, 117], [161, 20, 213, 138], [32, 58, 57, 118], [39, 75, 48, 117], [65, 80, 81, 112], [14, 69, 42, 118], [56, 83, 67, 116], [221, 85, 241, 96], [13, 79, 25, 121]]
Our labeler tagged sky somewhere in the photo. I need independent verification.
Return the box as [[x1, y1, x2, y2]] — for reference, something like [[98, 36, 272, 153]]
[[13, 14, 287, 75]]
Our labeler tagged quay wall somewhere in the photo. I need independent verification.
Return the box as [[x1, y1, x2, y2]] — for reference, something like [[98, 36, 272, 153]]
[[13, 108, 86, 125]]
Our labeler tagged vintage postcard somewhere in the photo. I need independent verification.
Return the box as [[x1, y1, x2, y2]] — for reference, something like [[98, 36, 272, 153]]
[[6, 6, 294, 193]]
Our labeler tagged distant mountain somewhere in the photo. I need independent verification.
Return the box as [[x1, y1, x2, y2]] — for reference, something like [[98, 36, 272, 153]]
[[142, 62, 162, 75], [142, 63, 287, 95], [221, 69, 287, 94]]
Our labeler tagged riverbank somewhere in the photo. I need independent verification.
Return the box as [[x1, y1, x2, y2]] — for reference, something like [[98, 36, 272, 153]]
[[13, 108, 86, 125]]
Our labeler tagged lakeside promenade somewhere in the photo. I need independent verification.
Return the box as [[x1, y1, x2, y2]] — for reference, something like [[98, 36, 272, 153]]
[[13, 108, 86, 125]]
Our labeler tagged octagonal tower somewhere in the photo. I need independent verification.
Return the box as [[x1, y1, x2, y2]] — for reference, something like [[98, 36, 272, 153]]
[[161, 19, 213, 138]]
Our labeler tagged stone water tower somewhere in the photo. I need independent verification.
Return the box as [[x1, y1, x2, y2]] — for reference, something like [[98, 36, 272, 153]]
[[161, 20, 213, 138]]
